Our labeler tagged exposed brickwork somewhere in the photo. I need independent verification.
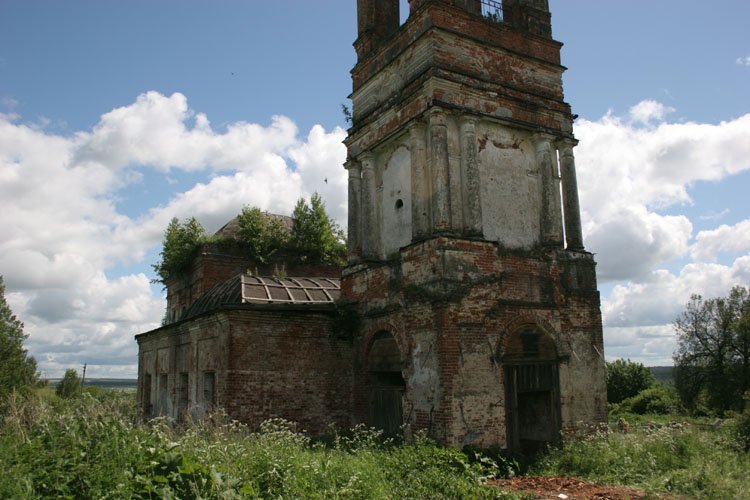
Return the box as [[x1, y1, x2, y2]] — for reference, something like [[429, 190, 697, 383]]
[[223, 309, 353, 434], [136, 307, 353, 434]]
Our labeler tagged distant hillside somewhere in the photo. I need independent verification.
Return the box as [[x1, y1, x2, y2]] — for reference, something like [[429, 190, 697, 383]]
[[46, 378, 137, 390], [649, 366, 674, 385]]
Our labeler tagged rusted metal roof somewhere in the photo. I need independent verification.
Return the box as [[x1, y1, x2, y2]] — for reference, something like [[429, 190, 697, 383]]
[[180, 274, 340, 321]]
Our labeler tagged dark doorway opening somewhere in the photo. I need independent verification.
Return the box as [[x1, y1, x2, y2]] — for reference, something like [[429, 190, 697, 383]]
[[503, 326, 561, 456], [367, 332, 405, 436]]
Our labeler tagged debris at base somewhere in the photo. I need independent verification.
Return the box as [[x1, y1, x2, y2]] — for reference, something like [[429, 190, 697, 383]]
[[488, 475, 649, 499]]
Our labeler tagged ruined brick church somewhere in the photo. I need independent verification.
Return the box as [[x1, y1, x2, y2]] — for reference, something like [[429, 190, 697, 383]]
[[136, 0, 607, 452]]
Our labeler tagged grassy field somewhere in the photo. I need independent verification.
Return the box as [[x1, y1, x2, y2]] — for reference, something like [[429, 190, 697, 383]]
[[0, 390, 519, 499], [1, 389, 748, 499], [532, 414, 750, 499]]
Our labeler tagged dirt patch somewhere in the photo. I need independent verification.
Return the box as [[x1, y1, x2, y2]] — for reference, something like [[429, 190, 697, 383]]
[[488, 475, 650, 499]]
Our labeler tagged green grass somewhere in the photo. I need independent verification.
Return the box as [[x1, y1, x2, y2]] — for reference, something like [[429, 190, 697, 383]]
[[3, 390, 748, 499], [0, 390, 520, 499], [530, 417, 750, 499]]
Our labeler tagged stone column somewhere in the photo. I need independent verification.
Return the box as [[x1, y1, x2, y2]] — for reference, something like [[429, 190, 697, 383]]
[[345, 160, 362, 262], [409, 120, 430, 240], [429, 108, 451, 233], [536, 134, 563, 247], [558, 140, 584, 251], [459, 116, 483, 236], [360, 152, 379, 258]]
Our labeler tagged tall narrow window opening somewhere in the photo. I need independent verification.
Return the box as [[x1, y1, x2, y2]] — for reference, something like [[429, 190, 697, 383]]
[[203, 371, 216, 410], [142, 373, 152, 417], [178, 372, 189, 421], [158, 373, 168, 416]]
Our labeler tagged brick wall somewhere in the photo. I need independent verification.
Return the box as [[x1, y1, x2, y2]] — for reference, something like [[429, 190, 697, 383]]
[[223, 309, 354, 434], [137, 306, 353, 435]]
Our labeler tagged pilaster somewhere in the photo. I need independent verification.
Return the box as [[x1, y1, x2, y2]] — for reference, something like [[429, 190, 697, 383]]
[[346, 160, 363, 262], [360, 153, 380, 258], [429, 108, 452, 233], [558, 140, 584, 251], [459, 116, 483, 236], [409, 120, 430, 240], [535, 133, 563, 247]]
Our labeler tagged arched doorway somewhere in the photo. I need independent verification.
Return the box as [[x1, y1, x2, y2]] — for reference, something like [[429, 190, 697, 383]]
[[502, 325, 561, 455], [366, 331, 405, 435]]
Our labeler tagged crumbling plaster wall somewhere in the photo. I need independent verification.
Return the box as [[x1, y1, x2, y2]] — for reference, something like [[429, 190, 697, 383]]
[[362, 115, 546, 258], [137, 308, 354, 435], [477, 124, 541, 248], [344, 237, 606, 447], [379, 142, 413, 256], [136, 314, 229, 421]]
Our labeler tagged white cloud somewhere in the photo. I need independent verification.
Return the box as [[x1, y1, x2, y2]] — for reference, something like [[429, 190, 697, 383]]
[[628, 100, 674, 125], [736, 55, 750, 66], [691, 219, 750, 262], [603, 258, 750, 329], [604, 325, 677, 366], [0, 91, 347, 377], [601, 256, 750, 365], [572, 102, 750, 365], [575, 106, 750, 281], [698, 208, 730, 221]]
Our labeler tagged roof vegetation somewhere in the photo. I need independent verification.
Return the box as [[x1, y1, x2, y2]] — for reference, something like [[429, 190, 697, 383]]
[[152, 193, 346, 285]]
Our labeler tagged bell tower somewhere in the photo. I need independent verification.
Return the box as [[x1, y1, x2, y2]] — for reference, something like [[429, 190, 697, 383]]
[[343, 0, 606, 451]]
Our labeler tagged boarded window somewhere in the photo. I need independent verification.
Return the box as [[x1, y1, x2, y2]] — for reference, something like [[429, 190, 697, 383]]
[[142, 373, 152, 417], [203, 372, 216, 409], [158, 373, 168, 415], [178, 373, 189, 421]]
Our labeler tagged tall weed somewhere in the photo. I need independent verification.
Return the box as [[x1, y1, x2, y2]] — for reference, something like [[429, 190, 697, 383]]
[[0, 392, 519, 499], [531, 422, 750, 498]]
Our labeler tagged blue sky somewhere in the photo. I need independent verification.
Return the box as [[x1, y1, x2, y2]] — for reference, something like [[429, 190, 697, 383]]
[[1, 0, 749, 377]]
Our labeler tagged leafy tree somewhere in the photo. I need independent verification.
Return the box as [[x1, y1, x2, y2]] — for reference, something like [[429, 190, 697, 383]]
[[606, 358, 656, 404], [673, 286, 750, 415], [290, 193, 346, 265], [152, 217, 206, 284], [0, 275, 39, 400], [56, 368, 81, 399], [236, 207, 289, 263]]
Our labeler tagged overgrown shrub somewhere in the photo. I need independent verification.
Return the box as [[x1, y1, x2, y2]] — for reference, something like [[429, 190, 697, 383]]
[[236, 206, 289, 263], [606, 359, 656, 404], [730, 392, 750, 452], [55, 368, 81, 399], [290, 193, 346, 265], [152, 195, 346, 286], [620, 385, 678, 415], [152, 217, 206, 284]]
